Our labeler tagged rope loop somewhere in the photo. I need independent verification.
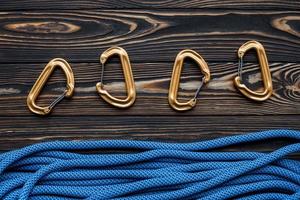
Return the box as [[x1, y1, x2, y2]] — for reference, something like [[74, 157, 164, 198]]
[[1, 129, 300, 199]]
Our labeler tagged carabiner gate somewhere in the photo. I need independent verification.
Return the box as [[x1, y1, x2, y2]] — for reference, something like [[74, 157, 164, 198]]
[[27, 58, 75, 115], [168, 49, 210, 111], [234, 40, 273, 101]]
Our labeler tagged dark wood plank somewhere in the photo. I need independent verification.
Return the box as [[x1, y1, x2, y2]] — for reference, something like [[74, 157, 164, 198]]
[[0, 1, 299, 10], [0, 62, 299, 116], [0, 3, 299, 158], [0, 115, 299, 151], [0, 10, 300, 63]]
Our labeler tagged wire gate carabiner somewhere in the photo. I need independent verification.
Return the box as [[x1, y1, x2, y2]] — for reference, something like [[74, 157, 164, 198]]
[[233, 40, 273, 101], [27, 58, 75, 115], [96, 47, 136, 108], [168, 49, 210, 111]]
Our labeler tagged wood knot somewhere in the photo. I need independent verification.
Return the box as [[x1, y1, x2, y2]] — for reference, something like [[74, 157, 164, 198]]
[[4, 21, 81, 34], [272, 16, 300, 37]]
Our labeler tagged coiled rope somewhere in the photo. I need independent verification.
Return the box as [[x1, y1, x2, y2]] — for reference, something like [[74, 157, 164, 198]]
[[1, 129, 300, 200]]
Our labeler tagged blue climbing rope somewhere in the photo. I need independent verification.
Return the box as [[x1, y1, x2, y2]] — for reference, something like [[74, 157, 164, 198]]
[[1, 129, 300, 200]]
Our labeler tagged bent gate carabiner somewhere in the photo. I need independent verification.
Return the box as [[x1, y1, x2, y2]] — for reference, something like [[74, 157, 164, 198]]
[[234, 40, 273, 101], [168, 49, 210, 111], [27, 58, 75, 115], [96, 47, 136, 108]]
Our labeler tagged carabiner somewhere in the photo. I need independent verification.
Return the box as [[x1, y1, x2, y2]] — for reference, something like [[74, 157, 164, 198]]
[[96, 47, 136, 108], [168, 49, 210, 111], [234, 40, 273, 101], [27, 58, 75, 115]]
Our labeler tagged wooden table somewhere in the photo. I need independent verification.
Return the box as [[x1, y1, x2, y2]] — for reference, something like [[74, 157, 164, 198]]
[[0, 0, 299, 151]]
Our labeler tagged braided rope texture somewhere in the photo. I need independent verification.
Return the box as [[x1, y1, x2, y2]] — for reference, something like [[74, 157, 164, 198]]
[[1, 129, 300, 199]]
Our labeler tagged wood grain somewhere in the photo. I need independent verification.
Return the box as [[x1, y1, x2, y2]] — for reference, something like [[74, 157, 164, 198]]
[[0, 115, 299, 151], [0, 1, 299, 10], [0, 4, 299, 154], [0, 62, 299, 116], [0, 10, 300, 63]]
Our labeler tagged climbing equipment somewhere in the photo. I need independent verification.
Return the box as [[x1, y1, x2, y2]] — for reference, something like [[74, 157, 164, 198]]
[[168, 49, 210, 111], [96, 47, 136, 108], [234, 41, 273, 101], [1, 129, 300, 199], [27, 58, 74, 115], [27, 58, 75, 115]]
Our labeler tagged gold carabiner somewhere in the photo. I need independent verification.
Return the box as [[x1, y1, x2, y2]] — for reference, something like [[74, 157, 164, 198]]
[[234, 40, 273, 101], [168, 49, 210, 111], [96, 47, 136, 108], [27, 58, 75, 115]]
